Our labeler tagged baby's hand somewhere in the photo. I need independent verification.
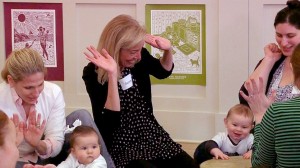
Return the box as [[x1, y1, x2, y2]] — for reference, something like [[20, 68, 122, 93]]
[[243, 150, 252, 159], [210, 148, 229, 160]]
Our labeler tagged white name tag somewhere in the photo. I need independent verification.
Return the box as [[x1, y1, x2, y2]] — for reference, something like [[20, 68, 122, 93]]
[[119, 74, 133, 90]]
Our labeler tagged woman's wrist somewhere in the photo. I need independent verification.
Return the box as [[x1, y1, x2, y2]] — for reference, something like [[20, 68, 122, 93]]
[[33, 139, 41, 149], [34, 140, 47, 155], [254, 115, 263, 124], [108, 71, 118, 81], [164, 47, 172, 53], [263, 55, 278, 65]]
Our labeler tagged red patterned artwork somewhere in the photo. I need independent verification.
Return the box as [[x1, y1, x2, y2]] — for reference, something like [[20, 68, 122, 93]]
[[4, 2, 64, 81]]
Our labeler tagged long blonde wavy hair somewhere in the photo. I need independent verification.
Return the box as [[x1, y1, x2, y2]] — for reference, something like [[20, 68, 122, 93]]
[[96, 14, 147, 84]]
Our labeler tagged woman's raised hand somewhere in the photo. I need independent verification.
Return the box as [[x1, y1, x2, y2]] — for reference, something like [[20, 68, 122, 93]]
[[240, 77, 276, 123], [12, 114, 25, 145], [24, 106, 46, 148], [84, 46, 117, 77], [145, 34, 172, 51], [264, 43, 282, 62]]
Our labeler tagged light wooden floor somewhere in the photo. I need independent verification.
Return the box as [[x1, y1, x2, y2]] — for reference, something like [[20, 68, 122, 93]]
[[178, 142, 199, 157]]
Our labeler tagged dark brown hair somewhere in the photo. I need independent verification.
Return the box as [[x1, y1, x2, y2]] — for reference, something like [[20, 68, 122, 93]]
[[274, 0, 300, 29], [69, 125, 99, 148]]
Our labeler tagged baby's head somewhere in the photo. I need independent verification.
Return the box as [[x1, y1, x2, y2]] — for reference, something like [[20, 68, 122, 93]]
[[224, 104, 254, 144], [69, 125, 101, 165], [0, 110, 19, 168]]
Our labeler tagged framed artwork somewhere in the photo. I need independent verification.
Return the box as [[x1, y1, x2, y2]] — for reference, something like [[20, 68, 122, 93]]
[[146, 4, 206, 85], [4, 2, 64, 81]]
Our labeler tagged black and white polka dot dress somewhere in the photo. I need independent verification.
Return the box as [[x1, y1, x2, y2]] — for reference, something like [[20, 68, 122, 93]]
[[110, 68, 182, 167]]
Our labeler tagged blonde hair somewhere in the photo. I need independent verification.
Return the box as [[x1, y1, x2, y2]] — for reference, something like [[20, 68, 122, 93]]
[[291, 44, 300, 89], [0, 110, 9, 146], [226, 104, 254, 122], [96, 14, 147, 84], [1, 48, 46, 83]]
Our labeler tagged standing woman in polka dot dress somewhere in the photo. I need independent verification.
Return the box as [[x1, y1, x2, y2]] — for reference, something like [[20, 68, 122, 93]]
[[82, 14, 198, 168]]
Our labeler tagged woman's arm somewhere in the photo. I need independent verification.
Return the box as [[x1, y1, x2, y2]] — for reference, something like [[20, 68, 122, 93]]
[[145, 34, 173, 71], [83, 52, 121, 147], [245, 43, 282, 92], [239, 43, 282, 105], [241, 78, 276, 166], [160, 48, 173, 71], [84, 46, 120, 111], [20, 84, 66, 158], [104, 68, 120, 111], [40, 86, 66, 157]]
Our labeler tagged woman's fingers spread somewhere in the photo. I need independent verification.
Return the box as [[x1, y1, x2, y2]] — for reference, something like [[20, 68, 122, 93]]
[[250, 78, 258, 94], [100, 48, 109, 58]]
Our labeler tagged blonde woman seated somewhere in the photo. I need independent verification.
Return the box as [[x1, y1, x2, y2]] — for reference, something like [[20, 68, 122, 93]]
[[0, 48, 114, 168]]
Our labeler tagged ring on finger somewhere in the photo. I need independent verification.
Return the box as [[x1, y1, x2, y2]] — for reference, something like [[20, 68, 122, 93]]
[[36, 124, 40, 128]]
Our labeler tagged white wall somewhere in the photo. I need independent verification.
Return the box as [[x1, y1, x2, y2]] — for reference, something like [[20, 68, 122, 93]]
[[0, 0, 287, 142]]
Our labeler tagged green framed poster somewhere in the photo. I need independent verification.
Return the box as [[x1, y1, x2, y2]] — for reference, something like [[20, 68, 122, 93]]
[[146, 4, 206, 85]]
